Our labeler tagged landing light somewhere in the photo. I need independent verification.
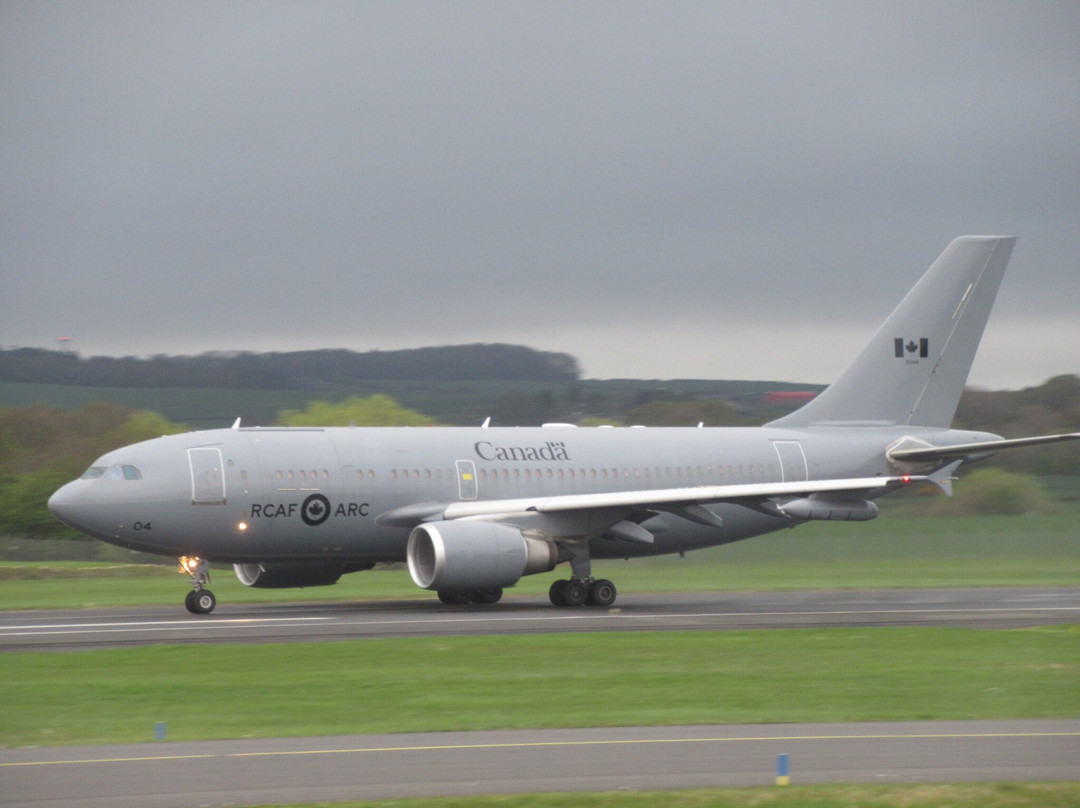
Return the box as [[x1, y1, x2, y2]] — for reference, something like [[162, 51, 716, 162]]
[[178, 556, 200, 574], [237, 521, 249, 532]]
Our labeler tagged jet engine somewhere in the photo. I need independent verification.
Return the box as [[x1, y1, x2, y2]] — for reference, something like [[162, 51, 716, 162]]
[[233, 561, 374, 588], [407, 520, 557, 591]]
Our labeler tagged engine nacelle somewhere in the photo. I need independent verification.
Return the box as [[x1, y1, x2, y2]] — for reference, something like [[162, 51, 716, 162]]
[[407, 520, 557, 591], [780, 498, 878, 521], [233, 561, 373, 588]]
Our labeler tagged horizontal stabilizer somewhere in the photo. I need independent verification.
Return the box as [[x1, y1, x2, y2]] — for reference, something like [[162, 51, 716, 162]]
[[888, 432, 1080, 463]]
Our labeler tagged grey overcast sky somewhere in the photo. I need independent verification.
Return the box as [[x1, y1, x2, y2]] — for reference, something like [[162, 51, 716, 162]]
[[2, 2, 1078, 389]]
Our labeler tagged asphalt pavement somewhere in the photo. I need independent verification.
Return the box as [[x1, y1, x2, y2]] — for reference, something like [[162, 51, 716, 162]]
[[3, 587, 1078, 650]]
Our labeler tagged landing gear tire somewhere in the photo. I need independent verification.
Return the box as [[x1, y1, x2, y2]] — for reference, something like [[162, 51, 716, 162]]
[[185, 589, 216, 615], [471, 587, 503, 604], [549, 579, 568, 606], [438, 588, 504, 605], [437, 589, 473, 605], [586, 579, 617, 607], [561, 579, 587, 607], [550, 579, 587, 607], [179, 556, 215, 614], [550, 577, 618, 607]]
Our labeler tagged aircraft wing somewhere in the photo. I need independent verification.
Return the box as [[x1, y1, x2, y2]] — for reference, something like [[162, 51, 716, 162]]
[[372, 475, 922, 529], [888, 432, 1080, 463]]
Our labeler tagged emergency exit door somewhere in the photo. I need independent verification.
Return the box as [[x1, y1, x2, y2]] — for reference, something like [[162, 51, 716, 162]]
[[456, 460, 478, 500], [188, 447, 226, 504], [771, 441, 808, 483]]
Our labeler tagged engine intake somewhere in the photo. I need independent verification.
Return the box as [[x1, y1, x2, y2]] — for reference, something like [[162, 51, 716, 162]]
[[407, 520, 557, 591]]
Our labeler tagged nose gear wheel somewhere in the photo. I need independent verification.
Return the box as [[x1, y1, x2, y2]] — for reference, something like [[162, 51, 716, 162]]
[[179, 556, 216, 614]]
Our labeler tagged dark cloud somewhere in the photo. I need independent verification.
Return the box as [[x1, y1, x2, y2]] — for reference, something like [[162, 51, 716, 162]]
[[2, 1, 1077, 388]]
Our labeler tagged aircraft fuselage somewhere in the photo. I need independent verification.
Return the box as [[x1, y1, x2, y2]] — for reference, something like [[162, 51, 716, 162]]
[[49, 423, 997, 565]]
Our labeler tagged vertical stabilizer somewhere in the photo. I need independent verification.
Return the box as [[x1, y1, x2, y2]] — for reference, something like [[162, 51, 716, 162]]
[[768, 236, 1015, 428]]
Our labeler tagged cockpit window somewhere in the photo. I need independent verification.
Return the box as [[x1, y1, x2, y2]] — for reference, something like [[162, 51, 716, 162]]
[[85, 464, 142, 480]]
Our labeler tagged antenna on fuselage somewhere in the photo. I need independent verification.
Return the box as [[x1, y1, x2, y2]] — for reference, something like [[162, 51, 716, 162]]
[[231, 418, 241, 429]]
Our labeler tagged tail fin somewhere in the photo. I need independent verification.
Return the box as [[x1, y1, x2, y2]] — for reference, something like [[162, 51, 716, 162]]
[[768, 236, 1016, 428]]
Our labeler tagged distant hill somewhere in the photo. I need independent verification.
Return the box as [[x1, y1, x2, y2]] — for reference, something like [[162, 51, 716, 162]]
[[0, 344, 580, 389]]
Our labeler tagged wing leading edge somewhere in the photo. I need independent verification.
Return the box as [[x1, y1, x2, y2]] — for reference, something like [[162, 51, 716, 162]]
[[377, 474, 924, 530]]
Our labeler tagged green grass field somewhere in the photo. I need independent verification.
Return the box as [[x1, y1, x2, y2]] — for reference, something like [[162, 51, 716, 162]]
[[2, 627, 1076, 747], [2, 513, 1078, 610]]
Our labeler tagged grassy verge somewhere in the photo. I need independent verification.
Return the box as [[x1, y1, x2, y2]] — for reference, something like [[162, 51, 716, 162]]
[[239, 784, 1080, 808], [2, 627, 1076, 747], [2, 513, 1079, 610]]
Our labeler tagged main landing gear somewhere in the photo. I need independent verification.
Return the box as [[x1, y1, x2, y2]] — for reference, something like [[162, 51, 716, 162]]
[[179, 556, 216, 615], [548, 543, 617, 607], [549, 577, 617, 607]]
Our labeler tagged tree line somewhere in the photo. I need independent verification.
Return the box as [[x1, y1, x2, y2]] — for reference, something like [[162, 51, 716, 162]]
[[0, 344, 581, 389]]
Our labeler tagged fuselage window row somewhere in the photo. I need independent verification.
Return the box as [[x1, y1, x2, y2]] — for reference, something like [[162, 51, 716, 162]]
[[261, 462, 781, 490]]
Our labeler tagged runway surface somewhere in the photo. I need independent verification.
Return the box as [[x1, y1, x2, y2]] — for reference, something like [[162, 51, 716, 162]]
[[2, 720, 1078, 807], [2, 587, 1078, 651]]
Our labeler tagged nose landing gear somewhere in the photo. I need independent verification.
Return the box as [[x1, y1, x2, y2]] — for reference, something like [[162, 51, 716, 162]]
[[179, 556, 216, 614]]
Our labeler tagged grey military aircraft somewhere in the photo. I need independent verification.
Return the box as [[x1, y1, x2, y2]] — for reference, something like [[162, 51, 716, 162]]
[[49, 236, 1078, 614]]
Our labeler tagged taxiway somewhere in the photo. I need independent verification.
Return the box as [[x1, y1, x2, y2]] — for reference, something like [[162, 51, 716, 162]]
[[2, 720, 1078, 807]]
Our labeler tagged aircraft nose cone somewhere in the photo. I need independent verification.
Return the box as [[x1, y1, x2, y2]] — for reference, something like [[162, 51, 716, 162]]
[[48, 481, 86, 530]]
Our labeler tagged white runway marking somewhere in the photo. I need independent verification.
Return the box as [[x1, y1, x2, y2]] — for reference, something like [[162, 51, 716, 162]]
[[3, 604, 1078, 638], [0, 616, 329, 637]]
